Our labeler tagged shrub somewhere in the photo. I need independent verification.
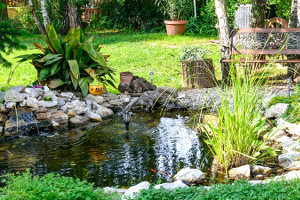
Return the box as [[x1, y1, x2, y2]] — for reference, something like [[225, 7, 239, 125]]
[[17, 25, 115, 96], [134, 179, 300, 200], [0, 170, 120, 200]]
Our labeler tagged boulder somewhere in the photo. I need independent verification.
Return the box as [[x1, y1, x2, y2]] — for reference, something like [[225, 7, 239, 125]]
[[67, 110, 76, 118], [36, 112, 51, 120], [26, 97, 40, 108], [85, 94, 104, 104], [4, 90, 28, 103], [122, 181, 150, 200], [59, 92, 74, 101], [251, 165, 272, 175], [154, 180, 188, 190], [108, 99, 123, 106], [70, 115, 88, 126], [85, 111, 102, 122], [274, 170, 300, 181], [119, 95, 131, 104], [282, 141, 300, 153], [96, 106, 114, 118], [10, 85, 26, 93], [264, 103, 289, 119], [65, 100, 87, 115], [24, 88, 44, 98], [52, 112, 68, 124], [43, 91, 58, 102], [118, 76, 156, 93], [156, 86, 178, 98], [284, 161, 300, 171], [57, 98, 66, 107], [172, 167, 206, 184], [278, 152, 300, 168], [39, 100, 58, 108], [228, 165, 251, 180]]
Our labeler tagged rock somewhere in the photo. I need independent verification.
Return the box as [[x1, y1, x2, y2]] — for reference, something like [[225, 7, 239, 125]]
[[254, 174, 265, 180], [67, 110, 76, 118], [103, 93, 119, 101], [251, 165, 272, 175], [36, 112, 51, 120], [52, 112, 68, 124], [96, 106, 114, 118], [119, 95, 131, 104], [85, 94, 104, 104], [0, 92, 4, 102], [24, 88, 44, 98], [248, 180, 265, 185], [26, 97, 40, 108], [0, 104, 8, 113], [40, 100, 58, 108], [59, 92, 74, 101], [43, 91, 58, 102], [0, 113, 7, 123], [38, 107, 49, 113], [172, 167, 205, 184], [264, 103, 289, 119], [85, 111, 102, 122], [264, 129, 286, 141], [57, 98, 66, 107], [274, 170, 300, 181], [0, 126, 3, 135], [103, 187, 127, 195], [4, 90, 28, 103], [122, 181, 150, 200], [282, 141, 300, 154], [228, 165, 251, 180], [118, 76, 156, 93], [156, 86, 178, 98], [52, 121, 59, 129], [101, 102, 114, 108], [108, 99, 123, 106], [10, 85, 26, 93], [278, 152, 300, 168], [19, 100, 27, 107], [285, 123, 300, 138], [70, 115, 88, 126], [5, 102, 14, 109], [65, 100, 87, 115], [154, 180, 188, 190], [285, 161, 300, 171], [275, 136, 294, 146]]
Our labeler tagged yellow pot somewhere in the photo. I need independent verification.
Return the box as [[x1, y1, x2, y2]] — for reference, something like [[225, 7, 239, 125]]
[[89, 85, 105, 95]]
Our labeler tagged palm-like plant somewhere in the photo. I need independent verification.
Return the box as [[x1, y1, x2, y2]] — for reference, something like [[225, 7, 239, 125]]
[[17, 25, 115, 95], [155, 0, 192, 21]]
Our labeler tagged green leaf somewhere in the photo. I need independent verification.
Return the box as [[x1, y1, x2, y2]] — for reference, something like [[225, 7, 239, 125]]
[[45, 57, 62, 65], [38, 68, 51, 81], [84, 68, 96, 79], [83, 43, 107, 67], [47, 24, 63, 54], [51, 60, 61, 75], [48, 79, 65, 88], [40, 54, 61, 63], [79, 77, 93, 96], [64, 27, 76, 42], [16, 54, 42, 62], [70, 72, 78, 90], [65, 39, 76, 60], [67, 60, 80, 79]]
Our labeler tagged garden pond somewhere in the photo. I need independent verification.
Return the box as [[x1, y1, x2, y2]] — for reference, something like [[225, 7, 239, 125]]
[[0, 111, 212, 187]]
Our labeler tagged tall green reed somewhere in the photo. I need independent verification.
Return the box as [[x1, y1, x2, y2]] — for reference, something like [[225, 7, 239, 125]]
[[205, 65, 276, 174]]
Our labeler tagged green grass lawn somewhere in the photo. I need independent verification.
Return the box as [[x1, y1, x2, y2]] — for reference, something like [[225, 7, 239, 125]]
[[0, 31, 220, 93]]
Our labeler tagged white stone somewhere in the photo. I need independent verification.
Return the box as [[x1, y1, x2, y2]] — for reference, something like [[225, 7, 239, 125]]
[[19, 100, 27, 107], [282, 142, 300, 154], [10, 85, 26, 93], [86, 94, 104, 104], [5, 102, 14, 109], [122, 181, 150, 200], [274, 170, 300, 181], [52, 121, 59, 128], [108, 99, 123, 106], [275, 136, 294, 145], [43, 91, 58, 102], [228, 165, 251, 180], [40, 100, 58, 108], [264, 103, 289, 119], [285, 123, 300, 138], [59, 92, 74, 101], [85, 111, 102, 122], [248, 180, 265, 185], [70, 115, 88, 125], [120, 95, 131, 103], [264, 129, 286, 141], [4, 90, 27, 103], [57, 98, 66, 107], [26, 97, 40, 108], [172, 167, 205, 183], [52, 112, 68, 124], [65, 100, 88, 115], [251, 165, 272, 175], [96, 106, 114, 118], [285, 161, 300, 171], [154, 180, 188, 190], [24, 88, 44, 98]]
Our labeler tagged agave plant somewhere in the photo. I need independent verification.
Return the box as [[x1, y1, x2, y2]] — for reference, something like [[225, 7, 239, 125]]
[[17, 25, 115, 96]]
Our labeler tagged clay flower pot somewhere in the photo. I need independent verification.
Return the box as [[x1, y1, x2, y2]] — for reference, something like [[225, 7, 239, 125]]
[[89, 85, 105, 95], [164, 20, 188, 36], [120, 72, 133, 86]]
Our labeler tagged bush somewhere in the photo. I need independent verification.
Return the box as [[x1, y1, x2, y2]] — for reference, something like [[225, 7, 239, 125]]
[[0, 170, 120, 200], [134, 179, 300, 200]]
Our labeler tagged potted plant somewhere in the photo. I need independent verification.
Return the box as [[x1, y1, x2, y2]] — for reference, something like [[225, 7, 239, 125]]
[[180, 46, 216, 88], [155, 0, 192, 36]]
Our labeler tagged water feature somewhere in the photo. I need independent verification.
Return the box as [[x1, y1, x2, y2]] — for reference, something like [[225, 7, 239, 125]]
[[0, 111, 212, 187]]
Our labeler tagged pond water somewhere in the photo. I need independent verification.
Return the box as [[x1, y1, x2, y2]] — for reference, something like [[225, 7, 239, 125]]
[[0, 111, 212, 187]]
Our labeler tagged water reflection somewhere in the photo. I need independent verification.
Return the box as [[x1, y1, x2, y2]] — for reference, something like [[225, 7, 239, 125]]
[[0, 111, 211, 187]]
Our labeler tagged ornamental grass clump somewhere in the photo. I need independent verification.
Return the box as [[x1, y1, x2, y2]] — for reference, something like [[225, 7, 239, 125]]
[[205, 66, 276, 174]]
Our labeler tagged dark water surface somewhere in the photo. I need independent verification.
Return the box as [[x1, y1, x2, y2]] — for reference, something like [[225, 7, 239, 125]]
[[0, 111, 211, 187]]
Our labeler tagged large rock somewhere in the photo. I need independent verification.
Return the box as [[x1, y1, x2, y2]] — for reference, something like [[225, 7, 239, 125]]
[[264, 129, 286, 141], [274, 170, 300, 181], [65, 100, 88, 115], [59, 92, 74, 101], [96, 106, 114, 118], [85, 94, 104, 104], [39, 100, 58, 108], [70, 115, 88, 126], [0, 104, 8, 113], [172, 167, 205, 184], [52, 112, 68, 124], [85, 111, 102, 122], [282, 141, 300, 154], [26, 97, 40, 108], [228, 165, 251, 180], [122, 181, 150, 200], [264, 103, 289, 119], [154, 180, 188, 190], [36, 112, 51, 120], [10, 85, 26, 93], [4, 90, 28, 103], [67, 110, 76, 118], [251, 165, 272, 175], [118, 76, 156, 93], [5, 102, 14, 109], [156, 86, 178, 98], [278, 152, 300, 168], [24, 88, 44, 98], [43, 91, 58, 102], [285, 161, 300, 171]]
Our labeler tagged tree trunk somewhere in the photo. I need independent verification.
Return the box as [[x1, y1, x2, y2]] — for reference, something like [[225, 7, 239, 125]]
[[298, 0, 300, 27], [40, 0, 51, 29], [250, 0, 267, 28], [62, 0, 82, 34], [28, 0, 47, 35], [215, 0, 231, 84], [0, 0, 8, 20]]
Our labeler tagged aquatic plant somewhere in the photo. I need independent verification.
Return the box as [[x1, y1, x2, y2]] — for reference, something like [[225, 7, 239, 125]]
[[204, 66, 276, 174]]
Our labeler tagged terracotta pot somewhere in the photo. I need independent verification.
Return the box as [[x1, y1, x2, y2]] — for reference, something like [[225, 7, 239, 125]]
[[120, 72, 133, 86], [164, 20, 188, 36], [89, 85, 105, 95]]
